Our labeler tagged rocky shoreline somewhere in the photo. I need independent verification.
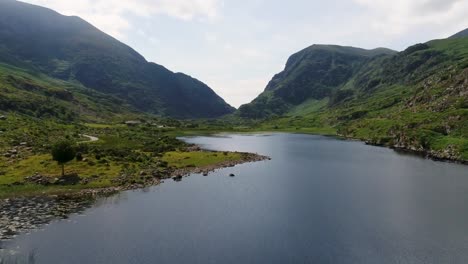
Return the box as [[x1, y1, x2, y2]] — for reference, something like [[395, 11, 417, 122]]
[[71, 151, 270, 197], [0, 196, 94, 242], [362, 140, 468, 165], [391, 146, 468, 165], [170, 152, 270, 181], [332, 133, 467, 165], [0, 151, 270, 242], [2, 150, 270, 199]]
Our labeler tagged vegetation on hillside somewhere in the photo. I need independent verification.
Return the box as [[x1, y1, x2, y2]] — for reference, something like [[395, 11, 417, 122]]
[[238, 45, 396, 118], [0, 114, 262, 198], [237, 33, 468, 162], [0, 0, 234, 119]]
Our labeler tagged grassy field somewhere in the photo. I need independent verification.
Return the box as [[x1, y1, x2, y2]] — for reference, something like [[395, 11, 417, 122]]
[[0, 117, 254, 198], [163, 151, 244, 168], [0, 149, 248, 198]]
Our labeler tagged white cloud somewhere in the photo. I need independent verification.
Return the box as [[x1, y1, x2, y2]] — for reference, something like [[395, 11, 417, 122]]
[[414, 0, 463, 14], [148, 37, 160, 45], [22, 0, 221, 39], [353, 0, 468, 37], [204, 32, 218, 43], [240, 48, 268, 60]]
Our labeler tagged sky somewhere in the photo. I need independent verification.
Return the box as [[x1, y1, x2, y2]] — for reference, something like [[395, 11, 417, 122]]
[[21, 0, 468, 108]]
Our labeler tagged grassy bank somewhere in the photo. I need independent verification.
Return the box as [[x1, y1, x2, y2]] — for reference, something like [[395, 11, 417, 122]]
[[0, 116, 262, 199]]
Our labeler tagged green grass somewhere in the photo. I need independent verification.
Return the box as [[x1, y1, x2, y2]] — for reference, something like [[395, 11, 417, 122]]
[[0, 149, 250, 198], [0, 118, 258, 198], [163, 151, 244, 168], [288, 98, 329, 116], [84, 123, 126, 129], [0, 180, 118, 199], [0, 63, 138, 123], [0, 154, 122, 185], [96, 135, 143, 149]]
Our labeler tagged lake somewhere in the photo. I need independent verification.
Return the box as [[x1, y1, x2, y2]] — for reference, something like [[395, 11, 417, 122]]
[[2, 134, 468, 263]]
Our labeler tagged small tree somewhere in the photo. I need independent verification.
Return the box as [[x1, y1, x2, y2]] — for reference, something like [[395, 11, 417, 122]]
[[51, 140, 76, 177]]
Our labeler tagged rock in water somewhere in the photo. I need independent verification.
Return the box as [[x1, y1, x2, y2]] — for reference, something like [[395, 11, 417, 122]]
[[173, 175, 183, 182]]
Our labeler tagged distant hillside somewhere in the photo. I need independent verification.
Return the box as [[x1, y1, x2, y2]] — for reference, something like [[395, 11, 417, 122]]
[[0, 62, 141, 122], [450, 28, 468, 39], [240, 31, 468, 162], [238, 45, 396, 118], [0, 0, 234, 119]]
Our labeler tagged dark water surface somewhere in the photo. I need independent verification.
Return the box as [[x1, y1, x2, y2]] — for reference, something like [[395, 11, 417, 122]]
[[3, 134, 468, 263]]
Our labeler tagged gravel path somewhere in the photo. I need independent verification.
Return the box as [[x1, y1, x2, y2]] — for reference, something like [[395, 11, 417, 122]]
[[79, 134, 99, 143]]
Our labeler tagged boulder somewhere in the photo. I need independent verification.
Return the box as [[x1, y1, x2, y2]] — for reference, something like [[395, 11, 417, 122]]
[[25, 173, 51, 185], [8, 149, 18, 154], [55, 173, 81, 185], [173, 175, 183, 182], [185, 145, 201, 152]]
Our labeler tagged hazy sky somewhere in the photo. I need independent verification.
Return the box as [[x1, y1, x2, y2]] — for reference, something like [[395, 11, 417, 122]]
[[22, 0, 468, 107]]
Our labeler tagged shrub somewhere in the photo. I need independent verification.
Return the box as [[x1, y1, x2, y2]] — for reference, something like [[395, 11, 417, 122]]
[[51, 140, 76, 176]]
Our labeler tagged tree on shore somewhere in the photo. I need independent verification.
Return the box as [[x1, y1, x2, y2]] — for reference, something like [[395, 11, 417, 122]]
[[51, 140, 76, 176]]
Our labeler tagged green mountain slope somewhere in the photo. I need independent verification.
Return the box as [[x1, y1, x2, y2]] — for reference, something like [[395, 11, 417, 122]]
[[242, 30, 468, 162], [0, 0, 234, 119], [238, 45, 396, 118], [450, 28, 468, 39], [0, 63, 142, 122]]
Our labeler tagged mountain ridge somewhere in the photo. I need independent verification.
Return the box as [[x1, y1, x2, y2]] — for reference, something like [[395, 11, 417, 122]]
[[450, 28, 468, 39], [0, 0, 234, 119], [238, 29, 468, 162], [238, 45, 397, 118]]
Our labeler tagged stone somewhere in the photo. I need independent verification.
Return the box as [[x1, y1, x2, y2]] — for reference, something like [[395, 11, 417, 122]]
[[25, 174, 51, 185], [185, 145, 201, 152], [56, 174, 81, 185], [229, 173, 235, 177], [173, 175, 183, 182]]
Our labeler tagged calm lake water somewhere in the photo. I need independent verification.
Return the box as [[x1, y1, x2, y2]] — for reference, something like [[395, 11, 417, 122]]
[[3, 134, 468, 263]]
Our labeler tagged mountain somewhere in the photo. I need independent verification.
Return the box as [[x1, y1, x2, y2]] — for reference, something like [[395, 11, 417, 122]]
[[238, 45, 396, 118], [450, 28, 468, 39], [240, 31, 468, 162], [0, 0, 234, 119]]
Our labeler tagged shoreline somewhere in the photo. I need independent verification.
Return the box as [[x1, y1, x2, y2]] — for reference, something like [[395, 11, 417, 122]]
[[2, 131, 465, 242], [227, 130, 468, 165], [0, 150, 270, 242], [361, 140, 468, 166], [71, 151, 270, 198]]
